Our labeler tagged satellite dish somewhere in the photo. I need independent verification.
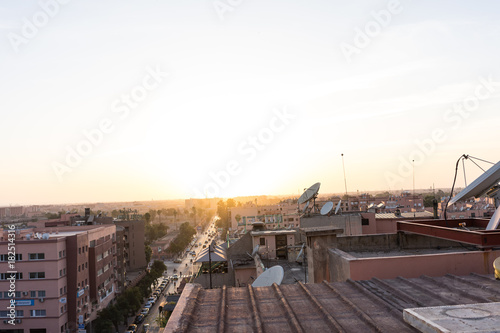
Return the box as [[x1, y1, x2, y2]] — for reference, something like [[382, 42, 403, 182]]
[[42, 233, 50, 240], [449, 161, 500, 205], [449, 161, 500, 230], [298, 183, 321, 205], [321, 201, 334, 216], [251, 245, 260, 256], [26, 233, 31, 240], [302, 201, 310, 214], [334, 200, 342, 214], [252, 265, 284, 287], [296, 243, 305, 262]]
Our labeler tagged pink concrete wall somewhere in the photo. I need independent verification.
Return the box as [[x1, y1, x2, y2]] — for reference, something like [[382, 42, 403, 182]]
[[235, 267, 256, 287], [348, 250, 500, 281]]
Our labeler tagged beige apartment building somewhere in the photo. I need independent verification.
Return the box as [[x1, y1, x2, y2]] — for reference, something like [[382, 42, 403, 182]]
[[0, 225, 117, 333]]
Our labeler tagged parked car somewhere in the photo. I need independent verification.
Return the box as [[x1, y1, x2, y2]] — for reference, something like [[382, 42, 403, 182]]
[[134, 314, 145, 324], [173, 274, 178, 280], [144, 302, 153, 309], [147, 297, 156, 304], [140, 308, 149, 315], [127, 324, 138, 333]]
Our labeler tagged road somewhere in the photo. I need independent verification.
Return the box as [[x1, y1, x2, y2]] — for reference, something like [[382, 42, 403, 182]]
[[142, 221, 219, 332]]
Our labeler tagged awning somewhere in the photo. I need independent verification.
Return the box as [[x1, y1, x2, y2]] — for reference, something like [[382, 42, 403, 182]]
[[195, 244, 227, 262]]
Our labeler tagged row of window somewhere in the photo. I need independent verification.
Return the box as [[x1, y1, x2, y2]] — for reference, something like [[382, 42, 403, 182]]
[[0, 252, 70, 261], [0, 272, 46, 280], [0, 310, 46, 318]]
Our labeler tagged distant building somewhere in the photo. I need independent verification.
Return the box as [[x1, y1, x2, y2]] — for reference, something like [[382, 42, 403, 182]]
[[229, 202, 300, 233]]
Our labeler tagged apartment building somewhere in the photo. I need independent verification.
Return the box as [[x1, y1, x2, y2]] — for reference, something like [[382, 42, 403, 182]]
[[0, 224, 117, 333]]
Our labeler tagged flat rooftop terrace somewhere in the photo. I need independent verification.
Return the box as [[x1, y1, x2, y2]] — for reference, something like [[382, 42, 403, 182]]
[[348, 247, 474, 259]]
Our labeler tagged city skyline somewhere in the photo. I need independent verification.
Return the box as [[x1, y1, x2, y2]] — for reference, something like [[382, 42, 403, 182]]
[[2, 1, 500, 206]]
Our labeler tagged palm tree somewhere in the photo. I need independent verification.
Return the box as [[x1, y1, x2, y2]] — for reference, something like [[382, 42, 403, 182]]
[[157, 209, 162, 223]]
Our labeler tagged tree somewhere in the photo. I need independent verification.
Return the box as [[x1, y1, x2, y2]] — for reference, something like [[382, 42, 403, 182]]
[[157, 209, 162, 223], [149, 209, 157, 222], [97, 304, 122, 332], [145, 244, 152, 263], [111, 209, 119, 218], [144, 212, 151, 224], [235, 214, 241, 225]]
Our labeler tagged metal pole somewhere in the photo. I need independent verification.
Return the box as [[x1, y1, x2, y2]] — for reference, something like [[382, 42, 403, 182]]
[[208, 242, 212, 289]]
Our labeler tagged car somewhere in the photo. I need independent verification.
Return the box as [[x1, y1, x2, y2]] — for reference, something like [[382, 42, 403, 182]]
[[140, 308, 149, 315], [147, 297, 156, 304], [174, 259, 182, 263], [127, 324, 138, 333], [144, 302, 152, 309], [134, 314, 145, 324], [172, 274, 178, 280], [202, 244, 206, 248]]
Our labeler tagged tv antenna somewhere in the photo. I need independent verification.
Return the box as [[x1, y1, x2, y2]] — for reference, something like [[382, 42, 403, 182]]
[[448, 159, 500, 230]]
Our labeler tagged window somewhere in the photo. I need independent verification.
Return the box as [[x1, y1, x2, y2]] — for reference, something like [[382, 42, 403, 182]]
[[2, 291, 21, 298], [62, 250, 65, 257], [29, 253, 45, 260], [0, 253, 22, 261], [0, 272, 22, 280], [64, 286, 66, 294], [0, 310, 23, 318], [38, 291, 46, 297], [259, 238, 265, 246], [30, 309, 46, 317], [59, 251, 62, 258], [31, 291, 37, 298], [29, 272, 45, 279], [60, 288, 63, 296], [79, 247, 81, 254], [362, 218, 370, 226]]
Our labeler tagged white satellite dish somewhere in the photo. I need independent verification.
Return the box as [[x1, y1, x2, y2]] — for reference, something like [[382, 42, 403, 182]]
[[449, 160, 500, 230], [251, 245, 260, 256], [42, 233, 50, 240], [334, 200, 342, 214], [296, 243, 305, 262], [302, 201, 310, 214], [252, 265, 284, 287], [321, 201, 334, 216], [449, 161, 500, 205], [298, 183, 321, 205]]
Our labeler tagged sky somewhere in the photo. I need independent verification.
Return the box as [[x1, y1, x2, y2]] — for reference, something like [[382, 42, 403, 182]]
[[1, 0, 500, 205]]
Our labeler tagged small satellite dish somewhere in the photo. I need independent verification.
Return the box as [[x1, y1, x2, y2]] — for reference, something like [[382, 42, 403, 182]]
[[26, 233, 31, 240], [321, 201, 334, 216], [296, 243, 305, 262], [252, 265, 284, 287], [449, 160, 500, 230], [251, 245, 260, 256], [334, 200, 342, 214], [298, 183, 321, 205], [42, 233, 50, 240], [302, 201, 310, 214]]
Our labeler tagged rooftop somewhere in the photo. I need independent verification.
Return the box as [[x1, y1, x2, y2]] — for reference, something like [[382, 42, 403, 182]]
[[165, 273, 500, 332]]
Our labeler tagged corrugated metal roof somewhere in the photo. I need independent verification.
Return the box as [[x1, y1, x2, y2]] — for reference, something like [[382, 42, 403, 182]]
[[165, 273, 500, 333]]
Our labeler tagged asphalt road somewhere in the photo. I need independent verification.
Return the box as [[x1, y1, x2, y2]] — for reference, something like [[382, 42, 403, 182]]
[[140, 222, 218, 332]]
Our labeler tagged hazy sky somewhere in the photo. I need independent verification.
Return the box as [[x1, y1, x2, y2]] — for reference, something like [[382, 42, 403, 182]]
[[1, 0, 500, 205]]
